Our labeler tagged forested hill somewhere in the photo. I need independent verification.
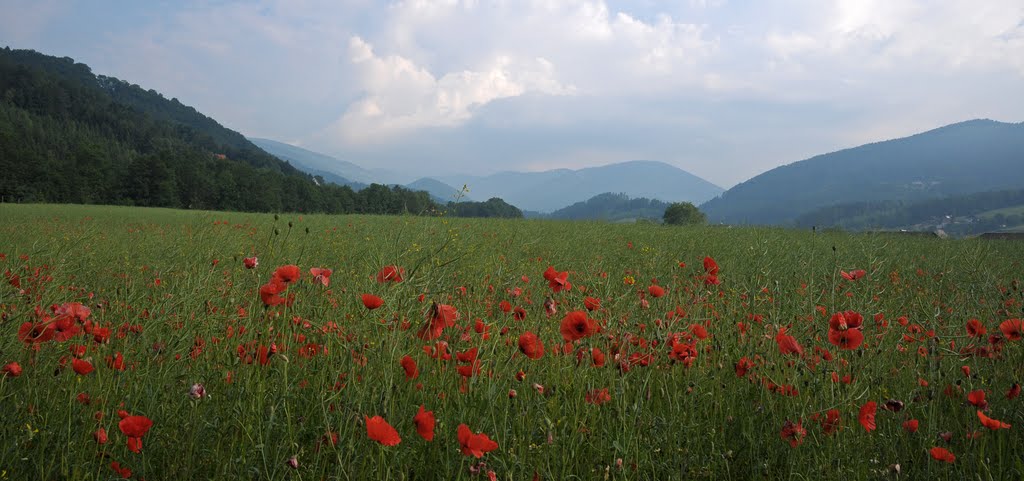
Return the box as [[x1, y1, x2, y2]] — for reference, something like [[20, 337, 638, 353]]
[[700, 119, 1024, 225], [547, 192, 669, 221], [0, 47, 434, 214]]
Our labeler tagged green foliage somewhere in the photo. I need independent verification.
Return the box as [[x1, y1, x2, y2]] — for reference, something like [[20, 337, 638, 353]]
[[1, 203, 1022, 480], [446, 197, 523, 218], [0, 48, 437, 216], [548, 192, 669, 222], [663, 201, 707, 225]]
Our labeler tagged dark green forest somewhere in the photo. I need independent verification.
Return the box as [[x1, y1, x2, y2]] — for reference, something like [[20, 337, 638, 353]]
[[446, 197, 523, 218], [0, 48, 439, 215], [546, 192, 669, 222], [794, 188, 1024, 234]]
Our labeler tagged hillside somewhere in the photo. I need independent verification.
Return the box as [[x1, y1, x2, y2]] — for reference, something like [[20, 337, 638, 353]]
[[250, 137, 378, 187], [439, 160, 722, 213], [0, 47, 433, 214], [547, 192, 670, 222], [701, 120, 1024, 225]]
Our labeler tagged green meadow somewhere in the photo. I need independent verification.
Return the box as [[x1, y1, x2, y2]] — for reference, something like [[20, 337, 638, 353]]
[[1, 204, 1021, 480]]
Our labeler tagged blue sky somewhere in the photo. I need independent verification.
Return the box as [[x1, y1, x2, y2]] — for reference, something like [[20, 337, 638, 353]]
[[2, 0, 1022, 187]]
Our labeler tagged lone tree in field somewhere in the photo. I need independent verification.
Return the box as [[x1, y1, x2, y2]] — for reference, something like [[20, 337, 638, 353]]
[[663, 202, 707, 225]]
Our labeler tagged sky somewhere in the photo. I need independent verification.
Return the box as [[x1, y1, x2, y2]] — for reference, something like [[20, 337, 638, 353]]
[[2, 0, 1022, 188]]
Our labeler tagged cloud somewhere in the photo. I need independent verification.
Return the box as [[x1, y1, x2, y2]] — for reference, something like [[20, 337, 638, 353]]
[[329, 36, 573, 142]]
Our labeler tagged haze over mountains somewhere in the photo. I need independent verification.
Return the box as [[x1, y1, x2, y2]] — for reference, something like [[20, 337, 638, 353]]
[[701, 119, 1024, 225]]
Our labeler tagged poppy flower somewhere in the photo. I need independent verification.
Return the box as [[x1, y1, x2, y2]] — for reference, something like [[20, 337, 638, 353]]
[[977, 410, 1011, 430], [499, 301, 512, 313], [513, 306, 526, 321], [361, 294, 384, 310], [967, 390, 987, 410], [591, 348, 606, 367], [376, 265, 406, 283], [1008, 383, 1021, 400], [400, 355, 419, 380], [518, 331, 545, 360], [929, 447, 955, 463], [310, 268, 332, 287], [17, 321, 55, 344], [365, 416, 401, 446], [999, 319, 1022, 341], [1, 362, 21, 377], [858, 401, 876, 432], [829, 311, 864, 331], [779, 420, 806, 447], [965, 319, 986, 338], [647, 285, 665, 298], [827, 328, 864, 350], [840, 269, 866, 281], [903, 419, 919, 433], [456, 424, 499, 458], [94, 427, 109, 444], [585, 388, 612, 405], [272, 265, 301, 284], [119, 415, 153, 453], [414, 405, 435, 441], [583, 297, 601, 311], [821, 409, 841, 435], [669, 342, 698, 367], [72, 358, 94, 375], [110, 461, 131, 478], [259, 281, 287, 306], [735, 357, 754, 377], [560, 311, 597, 342], [775, 328, 803, 356], [417, 303, 459, 341], [243, 256, 258, 269]]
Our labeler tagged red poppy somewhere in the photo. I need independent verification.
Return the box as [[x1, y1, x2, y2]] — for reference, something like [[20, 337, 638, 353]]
[[585, 388, 612, 405], [669, 342, 698, 367], [689, 324, 709, 340], [119, 415, 153, 453], [967, 390, 987, 410], [821, 409, 841, 435], [591, 347, 606, 367], [400, 355, 419, 380], [977, 410, 1011, 430], [365, 416, 401, 446], [499, 301, 512, 313], [647, 285, 665, 298], [272, 265, 301, 284], [414, 405, 435, 441], [703, 256, 721, 285], [775, 328, 803, 356], [518, 331, 545, 360], [309, 267, 332, 287], [560, 311, 597, 342], [1008, 383, 1021, 400], [17, 321, 55, 344], [456, 424, 499, 458], [840, 269, 866, 281], [827, 328, 864, 350], [829, 311, 864, 331], [417, 303, 459, 341], [929, 447, 955, 463], [999, 319, 1022, 341], [902, 419, 919, 433], [94, 427, 109, 444], [965, 319, 986, 338], [376, 265, 406, 283], [583, 297, 601, 311], [259, 281, 287, 306], [858, 401, 876, 432], [72, 358, 94, 375], [735, 357, 754, 377], [361, 294, 384, 310], [110, 461, 132, 478], [779, 420, 806, 447], [1, 362, 21, 377], [243, 256, 258, 269], [513, 306, 526, 321]]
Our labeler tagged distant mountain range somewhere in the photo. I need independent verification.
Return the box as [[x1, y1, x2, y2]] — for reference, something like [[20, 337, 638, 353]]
[[701, 119, 1024, 225], [250, 138, 723, 213], [438, 161, 722, 213]]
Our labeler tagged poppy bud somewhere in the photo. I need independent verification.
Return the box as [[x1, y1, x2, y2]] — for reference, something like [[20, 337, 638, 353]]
[[508, 389, 517, 399], [189, 383, 207, 399], [286, 456, 299, 469]]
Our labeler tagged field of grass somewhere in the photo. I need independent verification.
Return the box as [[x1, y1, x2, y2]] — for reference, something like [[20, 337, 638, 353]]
[[1, 203, 1022, 480]]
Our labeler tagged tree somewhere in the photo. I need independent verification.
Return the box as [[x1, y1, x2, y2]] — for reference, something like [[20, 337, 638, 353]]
[[663, 202, 707, 225]]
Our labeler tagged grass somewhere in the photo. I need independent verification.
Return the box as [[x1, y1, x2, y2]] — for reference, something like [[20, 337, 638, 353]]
[[0, 203, 1022, 480]]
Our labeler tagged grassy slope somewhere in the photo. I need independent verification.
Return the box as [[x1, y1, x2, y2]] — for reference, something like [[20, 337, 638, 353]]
[[0, 204, 1021, 480]]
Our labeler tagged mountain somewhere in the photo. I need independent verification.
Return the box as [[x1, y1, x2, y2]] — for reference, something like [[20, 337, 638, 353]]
[[547, 192, 671, 222], [438, 161, 722, 213], [701, 119, 1024, 225], [248, 138, 404, 185], [0, 47, 436, 214], [406, 178, 468, 203]]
